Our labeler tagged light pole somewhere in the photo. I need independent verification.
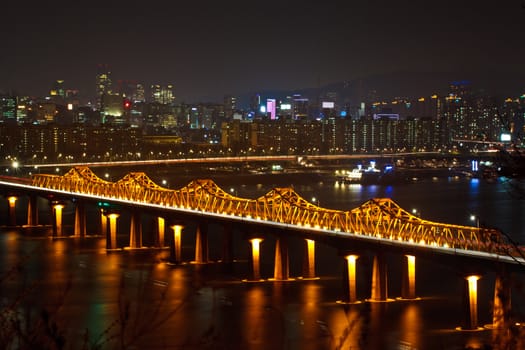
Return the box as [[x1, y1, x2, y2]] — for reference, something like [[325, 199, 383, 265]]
[[470, 214, 480, 228]]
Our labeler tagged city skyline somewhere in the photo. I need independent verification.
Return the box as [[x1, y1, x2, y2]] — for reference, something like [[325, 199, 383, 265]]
[[3, 0, 525, 103]]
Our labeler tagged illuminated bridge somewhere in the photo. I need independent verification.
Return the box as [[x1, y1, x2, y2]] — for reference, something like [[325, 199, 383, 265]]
[[23, 166, 522, 261], [1, 166, 524, 330]]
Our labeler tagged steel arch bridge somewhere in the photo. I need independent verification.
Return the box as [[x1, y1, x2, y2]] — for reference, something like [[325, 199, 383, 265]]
[[30, 166, 523, 258]]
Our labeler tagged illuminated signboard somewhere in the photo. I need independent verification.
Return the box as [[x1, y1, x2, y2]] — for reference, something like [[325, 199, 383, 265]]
[[266, 99, 276, 120]]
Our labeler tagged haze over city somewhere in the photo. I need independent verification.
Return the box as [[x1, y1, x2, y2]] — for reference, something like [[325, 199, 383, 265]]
[[3, 0, 525, 103]]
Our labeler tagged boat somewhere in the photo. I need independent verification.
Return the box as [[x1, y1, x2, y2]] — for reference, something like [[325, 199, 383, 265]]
[[337, 161, 382, 185], [343, 168, 364, 183]]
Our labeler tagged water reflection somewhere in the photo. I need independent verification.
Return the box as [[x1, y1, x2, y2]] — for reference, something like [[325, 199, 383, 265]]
[[242, 285, 269, 349], [0, 231, 19, 274], [298, 282, 320, 345], [329, 305, 364, 350], [367, 302, 390, 349], [399, 303, 422, 349]]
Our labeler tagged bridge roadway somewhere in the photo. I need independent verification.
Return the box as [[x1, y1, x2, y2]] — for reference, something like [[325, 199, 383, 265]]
[[1, 166, 524, 331], [13, 152, 444, 169]]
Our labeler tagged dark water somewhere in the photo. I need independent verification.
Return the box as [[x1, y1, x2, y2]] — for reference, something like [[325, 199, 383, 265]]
[[1, 171, 525, 349]]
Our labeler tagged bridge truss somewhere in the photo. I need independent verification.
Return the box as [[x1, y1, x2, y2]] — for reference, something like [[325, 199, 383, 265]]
[[31, 166, 522, 258]]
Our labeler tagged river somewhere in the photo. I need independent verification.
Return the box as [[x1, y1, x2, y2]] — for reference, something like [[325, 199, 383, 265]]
[[1, 167, 525, 350]]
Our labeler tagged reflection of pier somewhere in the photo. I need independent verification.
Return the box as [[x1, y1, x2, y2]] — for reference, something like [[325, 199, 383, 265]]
[[1, 165, 524, 331]]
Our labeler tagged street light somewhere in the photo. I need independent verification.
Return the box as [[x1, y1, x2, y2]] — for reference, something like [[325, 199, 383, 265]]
[[470, 214, 480, 228]]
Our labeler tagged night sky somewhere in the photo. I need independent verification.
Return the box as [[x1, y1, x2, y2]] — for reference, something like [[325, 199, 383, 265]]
[[3, 0, 525, 103]]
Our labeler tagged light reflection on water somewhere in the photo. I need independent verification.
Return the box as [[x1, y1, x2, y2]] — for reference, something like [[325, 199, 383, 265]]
[[399, 303, 422, 349], [243, 285, 268, 348], [1, 175, 525, 349]]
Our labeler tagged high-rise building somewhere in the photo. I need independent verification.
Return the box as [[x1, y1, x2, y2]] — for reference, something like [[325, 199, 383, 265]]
[[412, 95, 439, 119], [115, 80, 145, 103], [250, 94, 261, 116], [224, 95, 237, 119], [16, 96, 30, 123], [34, 102, 57, 124], [266, 99, 276, 120], [96, 64, 112, 110], [319, 91, 338, 119], [449, 80, 471, 98], [117, 80, 134, 98], [150, 84, 175, 105], [134, 84, 145, 103], [189, 106, 200, 129], [292, 94, 309, 120], [440, 81, 475, 144], [1, 95, 17, 123], [101, 94, 125, 124], [50, 80, 66, 101]]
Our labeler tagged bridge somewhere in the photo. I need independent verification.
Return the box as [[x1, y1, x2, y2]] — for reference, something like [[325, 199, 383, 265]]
[[11, 152, 441, 169], [21, 166, 525, 262], [0, 165, 524, 331]]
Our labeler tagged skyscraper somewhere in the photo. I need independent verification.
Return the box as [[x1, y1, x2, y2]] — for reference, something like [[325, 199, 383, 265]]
[[96, 64, 112, 110], [50, 80, 65, 101], [266, 99, 276, 120], [133, 84, 145, 103], [224, 95, 237, 119], [250, 94, 261, 116], [292, 94, 309, 120], [0, 95, 17, 123], [150, 84, 175, 105]]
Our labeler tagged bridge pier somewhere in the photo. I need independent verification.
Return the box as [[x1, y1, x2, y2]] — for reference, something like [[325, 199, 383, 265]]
[[7, 196, 17, 226], [107, 212, 120, 250], [370, 253, 389, 302], [170, 223, 184, 264], [157, 217, 166, 247], [27, 194, 38, 226], [74, 200, 86, 237], [129, 210, 142, 249], [344, 254, 360, 303], [249, 238, 264, 281], [401, 255, 417, 300], [129, 209, 142, 249], [302, 239, 316, 279], [273, 237, 290, 280], [462, 275, 482, 330], [51, 201, 66, 237], [100, 209, 108, 241], [194, 222, 209, 263]]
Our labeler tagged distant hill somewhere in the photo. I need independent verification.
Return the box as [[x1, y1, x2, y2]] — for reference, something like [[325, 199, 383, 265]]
[[239, 70, 525, 108]]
